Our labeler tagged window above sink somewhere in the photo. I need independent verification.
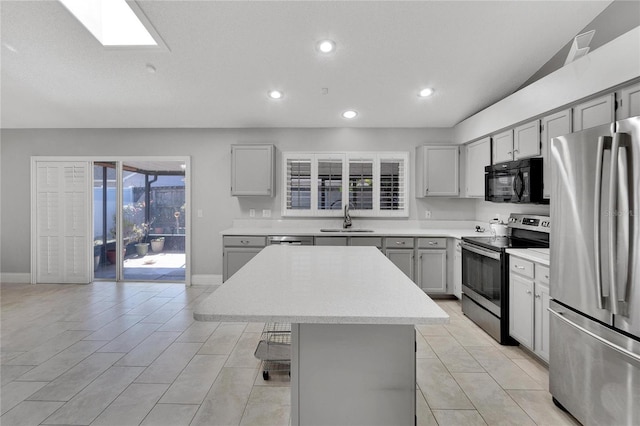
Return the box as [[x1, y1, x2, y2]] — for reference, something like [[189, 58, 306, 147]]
[[283, 151, 409, 218]]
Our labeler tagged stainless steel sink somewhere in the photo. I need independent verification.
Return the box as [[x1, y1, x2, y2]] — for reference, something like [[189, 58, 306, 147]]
[[319, 228, 375, 233]]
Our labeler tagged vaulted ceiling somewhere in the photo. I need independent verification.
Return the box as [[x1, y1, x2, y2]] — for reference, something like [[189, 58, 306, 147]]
[[1, 0, 614, 129]]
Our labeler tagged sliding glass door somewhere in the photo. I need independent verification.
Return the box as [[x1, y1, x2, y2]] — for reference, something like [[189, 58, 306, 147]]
[[93, 159, 187, 282]]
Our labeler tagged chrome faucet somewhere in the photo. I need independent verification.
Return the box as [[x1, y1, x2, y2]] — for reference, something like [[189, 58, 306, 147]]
[[343, 204, 352, 229]]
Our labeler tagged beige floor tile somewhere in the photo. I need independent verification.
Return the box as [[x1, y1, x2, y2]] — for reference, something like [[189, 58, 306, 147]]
[[115, 331, 181, 367], [0, 400, 64, 426], [134, 342, 202, 384], [416, 324, 451, 336], [126, 297, 173, 316], [452, 372, 536, 425], [28, 352, 124, 402], [159, 354, 227, 404], [432, 409, 488, 425], [84, 314, 147, 341], [512, 357, 549, 389], [475, 356, 544, 390], [3, 330, 91, 366], [198, 323, 247, 355], [1, 365, 34, 386], [97, 322, 162, 353], [191, 367, 258, 426], [416, 358, 474, 410], [225, 332, 262, 368], [140, 306, 182, 324], [140, 403, 199, 426], [240, 402, 290, 426], [416, 390, 438, 426], [42, 366, 144, 425], [157, 309, 196, 332], [0, 381, 48, 415], [508, 390, 581, 426], [17, 340, 107, 382], [176, 320, 221, 343], [91, 383, 169, 426], [416, 332, 437, 359], [425, 335, 484, 373]]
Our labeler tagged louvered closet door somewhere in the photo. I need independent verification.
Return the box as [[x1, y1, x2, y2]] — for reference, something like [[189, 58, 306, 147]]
[[36, 161, 91, 283]]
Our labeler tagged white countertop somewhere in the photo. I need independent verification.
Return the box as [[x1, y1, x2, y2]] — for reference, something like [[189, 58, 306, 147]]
[[194, 245, 449, 325], [506, 248, 550, 266], [222, 220, 491, 240]]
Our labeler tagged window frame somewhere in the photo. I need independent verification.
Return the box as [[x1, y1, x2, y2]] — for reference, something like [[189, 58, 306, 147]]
[[282, 151, 409, 217]]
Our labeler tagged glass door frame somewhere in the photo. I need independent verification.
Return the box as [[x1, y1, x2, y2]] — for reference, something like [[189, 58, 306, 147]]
[[94, 156, 191, 284]]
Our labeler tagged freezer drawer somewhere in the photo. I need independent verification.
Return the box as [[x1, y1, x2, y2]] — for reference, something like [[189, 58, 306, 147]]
[[549, 300, 640, 426]]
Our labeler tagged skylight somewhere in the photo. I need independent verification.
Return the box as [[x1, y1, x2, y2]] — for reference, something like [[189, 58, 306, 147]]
[[59, 0, 157, 46]]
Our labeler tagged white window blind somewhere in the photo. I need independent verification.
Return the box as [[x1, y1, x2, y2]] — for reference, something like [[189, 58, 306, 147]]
[[283, 152, 408, 217], [285, 158, 311, 211]]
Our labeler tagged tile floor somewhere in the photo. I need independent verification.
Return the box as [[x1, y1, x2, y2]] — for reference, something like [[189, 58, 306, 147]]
[[0, 281, 580, 426]]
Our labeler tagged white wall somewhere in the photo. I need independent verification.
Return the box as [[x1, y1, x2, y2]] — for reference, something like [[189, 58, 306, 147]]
[[1, 127, 478, 278]]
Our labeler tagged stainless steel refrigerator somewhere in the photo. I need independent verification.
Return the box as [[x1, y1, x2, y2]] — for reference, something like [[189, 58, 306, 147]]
[[549, 116, 640, 425]]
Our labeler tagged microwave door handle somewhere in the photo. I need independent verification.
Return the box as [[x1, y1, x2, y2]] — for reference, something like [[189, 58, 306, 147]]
[[594, 136, 610, 309], [512, 172, 524, 200]]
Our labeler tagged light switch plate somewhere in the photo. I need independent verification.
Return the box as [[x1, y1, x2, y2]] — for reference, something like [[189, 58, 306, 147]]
[[262, 209, 271, 218], [249, 209, 255, 217]]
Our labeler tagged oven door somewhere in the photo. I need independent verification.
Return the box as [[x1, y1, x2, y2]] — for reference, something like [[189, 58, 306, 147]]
[[461, 242, 503, 317]]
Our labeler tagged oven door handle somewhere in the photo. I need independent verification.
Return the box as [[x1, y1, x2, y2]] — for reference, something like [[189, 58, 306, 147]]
[[460, 242, 501, 260]]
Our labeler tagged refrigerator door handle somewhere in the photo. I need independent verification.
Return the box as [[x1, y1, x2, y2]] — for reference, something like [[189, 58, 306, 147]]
[[608, 133, 631, 315], [594, 136, 611, 309], [614, 132, 631, 313], [549, 307, 640, 363]]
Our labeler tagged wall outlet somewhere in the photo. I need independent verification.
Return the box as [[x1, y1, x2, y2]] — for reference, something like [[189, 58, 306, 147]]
[[249, 209, 255, 217], [262, 209, 271, 218], [425, 210, 432, 219], [197, 209, 203, 218]]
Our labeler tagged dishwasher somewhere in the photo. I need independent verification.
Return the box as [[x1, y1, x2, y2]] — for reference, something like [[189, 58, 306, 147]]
[[254, 235, 311, 380], [267, 235, 314, 245]]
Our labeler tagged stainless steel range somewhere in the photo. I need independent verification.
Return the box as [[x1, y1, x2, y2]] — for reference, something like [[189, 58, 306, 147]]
[[461, 214, 550, 344]]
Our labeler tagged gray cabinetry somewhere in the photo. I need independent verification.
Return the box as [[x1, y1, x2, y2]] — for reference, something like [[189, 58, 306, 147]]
[[540, 109, 572, 199], [573, 94, 614, 131], [231, 144, 275, 196], [617, 82, 640, 120], [384, 237, 415, 280], [492, 129, 514, 163], [350, 236, 382, 249], [315, 236, 347, 246], [508, 255, 550, 362], [453, 239, 462, 299], [416, 238, 447, 294], [223, 236, 266, 281], [415, 145, 459, 197], [464, 137, 490, 198], [513, 119, 541, 159]]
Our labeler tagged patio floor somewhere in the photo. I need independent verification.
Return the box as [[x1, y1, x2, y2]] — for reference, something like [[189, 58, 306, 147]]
[[95, 252, 186, 282]]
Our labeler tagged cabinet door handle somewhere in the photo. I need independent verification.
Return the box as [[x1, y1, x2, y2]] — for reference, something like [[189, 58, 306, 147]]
[[515, 265, 525, 270], [544, 275, 549, 279], [395, 241, 406, 245], [526, 290, 532, 295], [240, 240, 250, 245], [428, 241, 438, 246], [535, 294, 541, 299]]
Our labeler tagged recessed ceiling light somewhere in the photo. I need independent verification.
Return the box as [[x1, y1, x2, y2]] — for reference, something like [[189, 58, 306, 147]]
[[418, 88, 435, 97], [342, 110, 358, 119], [58, 0, 157, 46], [317, 40, 336, 53], [267, 90, 284, 100]]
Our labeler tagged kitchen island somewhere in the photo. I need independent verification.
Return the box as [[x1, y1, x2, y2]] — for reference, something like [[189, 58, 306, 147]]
[[194, 245, 449, 425]]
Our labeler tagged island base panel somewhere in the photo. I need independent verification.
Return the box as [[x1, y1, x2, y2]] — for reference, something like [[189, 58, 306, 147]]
[[291, 323, 416, 426]]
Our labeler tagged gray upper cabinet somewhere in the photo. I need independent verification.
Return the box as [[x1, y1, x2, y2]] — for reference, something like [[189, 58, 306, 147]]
[[231, 144, 275, 196], [492, 129, 514, 163], [541, 109, 572, 199], [573, 94, 614, 131], [415, 145, 459, 197], [513, 119, 541, 159], [464, 137, 491, 198], [617, 82, 640, 120]]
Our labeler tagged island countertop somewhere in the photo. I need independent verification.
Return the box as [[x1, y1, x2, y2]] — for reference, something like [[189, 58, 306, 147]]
[[194, 245, 449, 325]]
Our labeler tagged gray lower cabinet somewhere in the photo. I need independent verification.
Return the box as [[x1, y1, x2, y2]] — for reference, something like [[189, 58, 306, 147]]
[[384, 237, 415, 280], [223, 236, 266, 281], [416, 238, 447, 294], [315, 236, 348, 246]]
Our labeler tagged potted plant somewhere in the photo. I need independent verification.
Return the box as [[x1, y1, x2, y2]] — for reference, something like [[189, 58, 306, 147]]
[[131, 222, 150, 257], [150, 236, 165, 253]]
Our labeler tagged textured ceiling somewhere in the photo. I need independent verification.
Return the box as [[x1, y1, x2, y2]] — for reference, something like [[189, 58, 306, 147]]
[[0, 0, 613, 129]]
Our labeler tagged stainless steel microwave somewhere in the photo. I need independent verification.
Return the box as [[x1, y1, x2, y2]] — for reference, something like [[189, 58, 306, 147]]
[[484, 158, 546, 203]]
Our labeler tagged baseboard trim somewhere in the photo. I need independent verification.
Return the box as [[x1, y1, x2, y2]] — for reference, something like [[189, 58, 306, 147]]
[[191, 274, 222, 286], [1, 273, 31, 284]]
